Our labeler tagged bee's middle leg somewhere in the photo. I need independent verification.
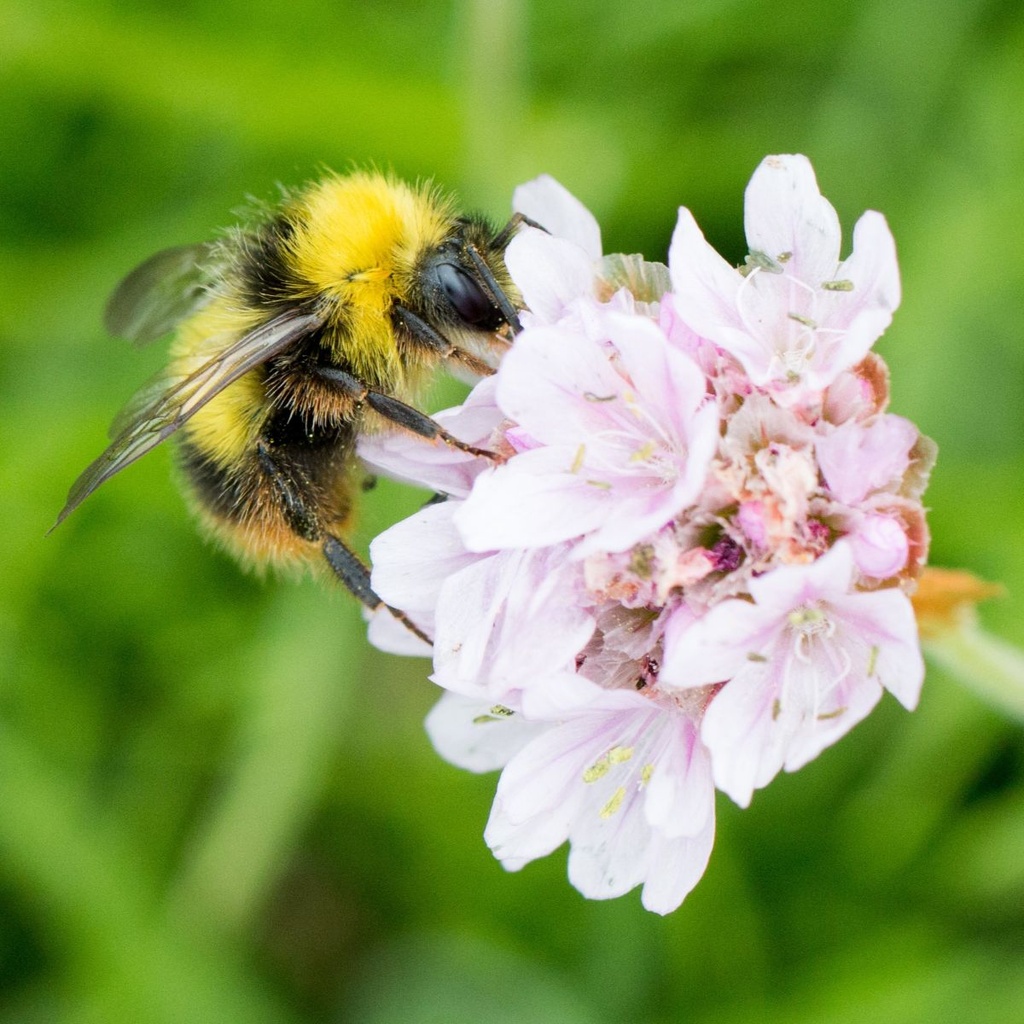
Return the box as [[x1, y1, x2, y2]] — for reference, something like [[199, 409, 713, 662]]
[[313, 365, 501, 461]]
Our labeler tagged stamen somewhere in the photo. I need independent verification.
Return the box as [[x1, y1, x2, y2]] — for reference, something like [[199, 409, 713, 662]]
[[582, 745, 634, 783], [788, 312, 818, 329], [600, 787, 626, 819]]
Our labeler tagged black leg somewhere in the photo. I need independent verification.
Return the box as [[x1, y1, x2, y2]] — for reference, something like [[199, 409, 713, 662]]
[[323, 535, 433, 646], [464, 244, 523, 334], [256, 441, 432, 646], [490, 211, 547, 250], [391, 305, 499, 377], [313, 364, 500, 461], [256, 442, 321, 541], [322, 534, 379, 607]]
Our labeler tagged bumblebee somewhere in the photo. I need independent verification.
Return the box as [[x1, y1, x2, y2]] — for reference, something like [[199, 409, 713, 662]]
[[57, 171, 527, 641]]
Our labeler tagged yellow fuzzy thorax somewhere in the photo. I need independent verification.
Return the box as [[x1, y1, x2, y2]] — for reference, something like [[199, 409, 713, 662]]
[[287, 173, 454, 387], [163, 174, 456, 472], [171, 298, 266, 468]]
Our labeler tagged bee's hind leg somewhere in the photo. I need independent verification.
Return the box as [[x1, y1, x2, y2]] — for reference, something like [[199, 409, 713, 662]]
[[256, 440, 432, 646], [321, 534, 379, 608], [322, 535, 433, 648]]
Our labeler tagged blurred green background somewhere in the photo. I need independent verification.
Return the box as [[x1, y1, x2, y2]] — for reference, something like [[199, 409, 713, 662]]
[[2, 0, 1023, 1021]]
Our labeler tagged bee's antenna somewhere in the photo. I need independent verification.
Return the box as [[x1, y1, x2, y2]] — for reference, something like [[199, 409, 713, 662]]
[[464, 244, 523, 335]]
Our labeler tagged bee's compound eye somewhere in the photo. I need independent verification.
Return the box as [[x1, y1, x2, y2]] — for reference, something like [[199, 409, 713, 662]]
[[436, 263, 494, 326]]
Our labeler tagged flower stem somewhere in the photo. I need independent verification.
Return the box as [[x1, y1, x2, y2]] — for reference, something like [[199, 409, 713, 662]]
[[923, 623, 1024, 723]]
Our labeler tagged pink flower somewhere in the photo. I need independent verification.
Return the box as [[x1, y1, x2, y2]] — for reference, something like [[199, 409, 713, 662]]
[[847, 512, 910, 578], [669, 154, 900, 404], [661, 543, 924, 807], [361, 157, 932, 913], [455, 310, 718, 556]]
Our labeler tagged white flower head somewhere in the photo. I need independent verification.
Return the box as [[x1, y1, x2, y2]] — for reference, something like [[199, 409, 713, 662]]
[[427, 673, 716, 915], [362, 159, 932, 913]]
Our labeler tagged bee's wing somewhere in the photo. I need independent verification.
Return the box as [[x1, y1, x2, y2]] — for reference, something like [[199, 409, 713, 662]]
[[104, 243, 220, 345], [56, 309, 322, 526]]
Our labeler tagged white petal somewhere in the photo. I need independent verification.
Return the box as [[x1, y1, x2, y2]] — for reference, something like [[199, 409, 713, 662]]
[[455, 450, 614, 551], [425, 692, 543, 773], [660, 598, 783, 689], [566, 800, 650, 901], [513, 174, 602, 259], [504, 230, 595, 323], [668, 208, 755, 364], [744, 154, 841, 288], [486, 791, 574, 869], [830, 588, 924, 710], [366, 605, 433, 657], [518, 670, 631, 720], [603, 311, 711, 448], [780, 653, 882, 773], [491, 721, 594, 823], [643, 718, 714, 839], [816, 415, 918, 505], [701, 662, 787, 807], [494, 323, 627, 445], [835, 209, 901, 318], [432, 546, 594, 698], [370, 501, 479, 614], [747, 541, 855, 609], [640, 811, 716, 914]]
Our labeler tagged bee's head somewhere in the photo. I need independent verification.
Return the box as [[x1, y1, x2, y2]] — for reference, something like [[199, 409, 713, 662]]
[[411, 213, 522, 336], [419, 251, 502, 332], [417, 248, 507, 336]]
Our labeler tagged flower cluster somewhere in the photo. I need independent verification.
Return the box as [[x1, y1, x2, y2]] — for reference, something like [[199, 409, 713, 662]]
[[360, 155, 935, 913]]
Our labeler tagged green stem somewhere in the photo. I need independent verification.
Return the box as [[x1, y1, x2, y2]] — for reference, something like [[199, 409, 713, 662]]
[[461, 0, 527, 212], [923, 623, 1024, 723]]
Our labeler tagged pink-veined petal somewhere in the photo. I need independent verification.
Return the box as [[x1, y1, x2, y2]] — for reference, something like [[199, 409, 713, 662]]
[[701, 659, 787, 807], [640, 812, 716, 914], [432, 545, 594, 699], [370, 501, 480, 615], [816, 415, 918, 505], [455, 450, 616, 551], [668, 208, 754, 363]]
